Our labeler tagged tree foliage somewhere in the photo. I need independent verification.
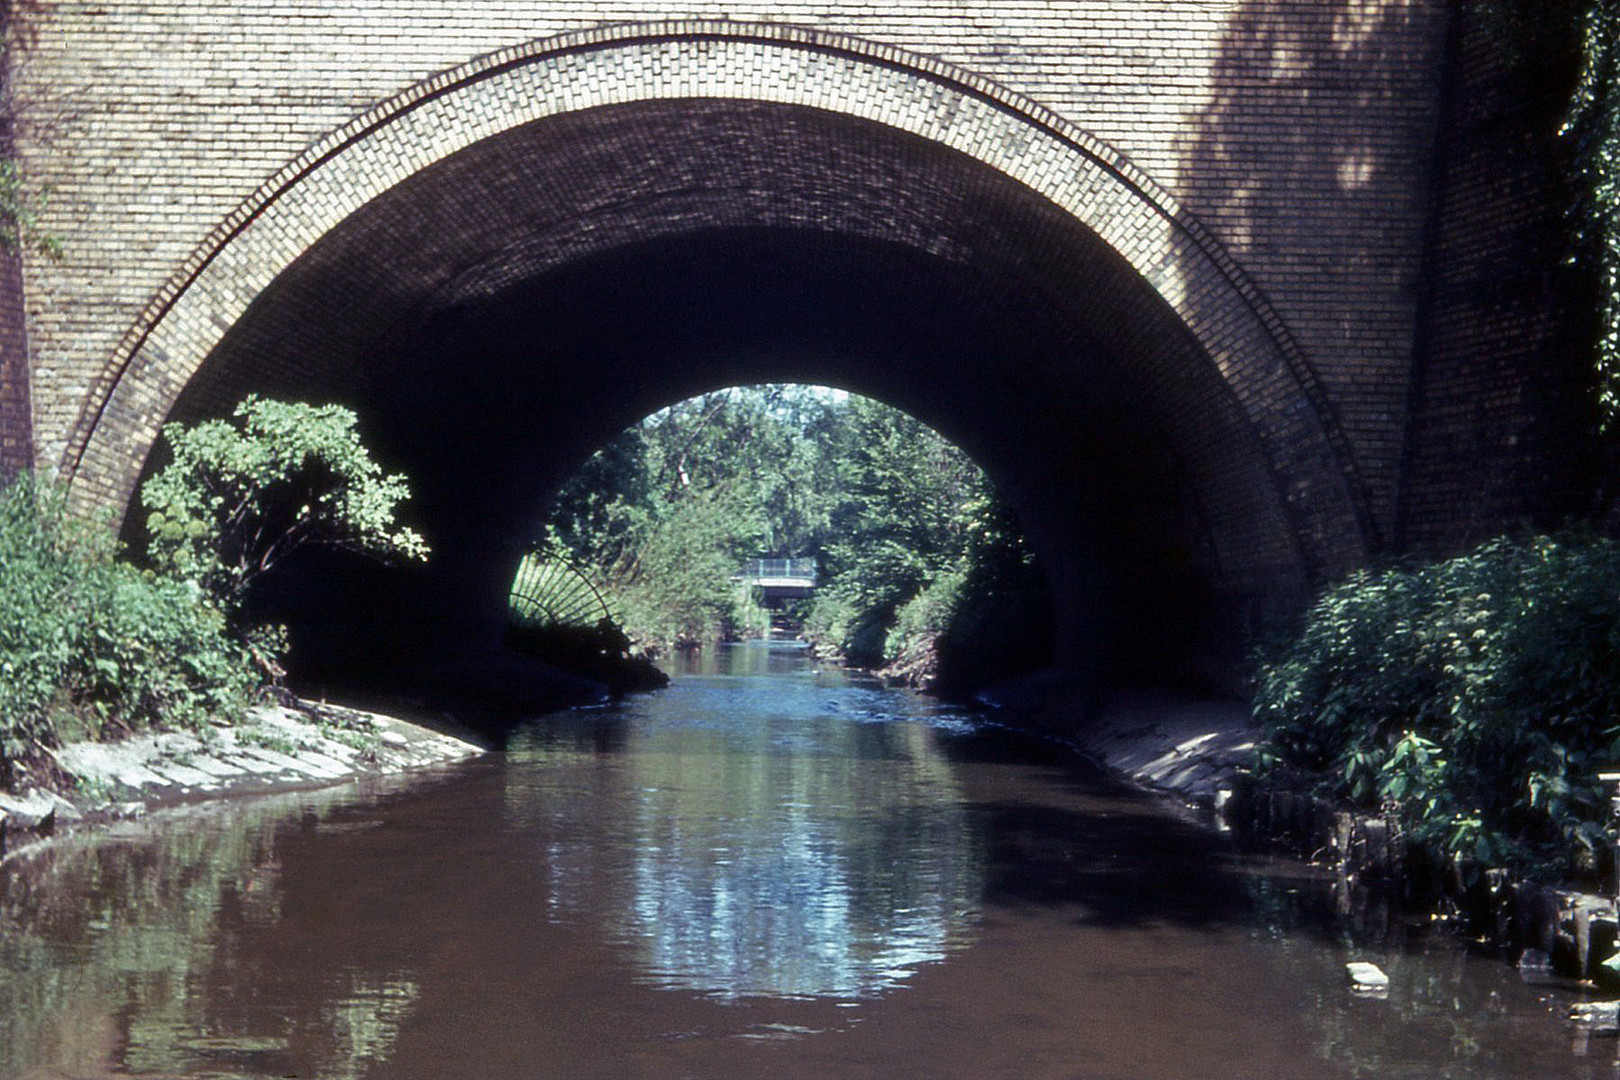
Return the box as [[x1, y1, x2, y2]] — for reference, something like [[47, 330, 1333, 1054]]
[[541, 385, 1046, 686], [142, 396, 429, 613], [805, 397, 993, 668], [543, 387, 828, 651], [1252, 532, 1620, 880]]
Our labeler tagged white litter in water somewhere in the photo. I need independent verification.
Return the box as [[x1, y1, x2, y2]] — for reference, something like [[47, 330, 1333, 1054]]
[[1346, 961, 1389, 993]]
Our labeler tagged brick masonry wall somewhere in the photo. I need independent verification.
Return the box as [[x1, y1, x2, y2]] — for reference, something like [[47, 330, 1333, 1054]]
[[1398, 3, 1604, 552], [6, 0, 1450, 566]]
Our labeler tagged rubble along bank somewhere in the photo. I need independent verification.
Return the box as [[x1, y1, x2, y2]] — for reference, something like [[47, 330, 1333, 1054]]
[[0, 699, 485, 861]]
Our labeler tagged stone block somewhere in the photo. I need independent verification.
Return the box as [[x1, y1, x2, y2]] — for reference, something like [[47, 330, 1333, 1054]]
[[1577, 903, 1619, 981]]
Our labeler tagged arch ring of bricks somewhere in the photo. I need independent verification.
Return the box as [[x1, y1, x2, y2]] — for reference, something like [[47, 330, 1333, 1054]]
[[62, 18, 1373, 574]]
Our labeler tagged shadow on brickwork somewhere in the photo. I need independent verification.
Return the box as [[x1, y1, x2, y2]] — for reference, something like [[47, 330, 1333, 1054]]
[[1179, 0, 1604, 559], [1391, 0, 1605, 551], [0, 1, 31, 480], [1175, 0, 1444, 557]]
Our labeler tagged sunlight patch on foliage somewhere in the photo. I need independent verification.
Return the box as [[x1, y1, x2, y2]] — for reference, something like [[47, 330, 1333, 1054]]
[[142, 395, 429, 612]]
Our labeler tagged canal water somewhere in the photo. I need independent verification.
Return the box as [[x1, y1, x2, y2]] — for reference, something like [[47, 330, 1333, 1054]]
[[1, 641, 1612, 1078]]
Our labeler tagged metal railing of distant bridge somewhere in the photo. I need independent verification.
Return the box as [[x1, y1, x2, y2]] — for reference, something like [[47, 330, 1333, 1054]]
[[733, 558, 819, 584]]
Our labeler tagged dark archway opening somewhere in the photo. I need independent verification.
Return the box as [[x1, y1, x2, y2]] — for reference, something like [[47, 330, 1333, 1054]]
[[121, 99, 1313, 728]]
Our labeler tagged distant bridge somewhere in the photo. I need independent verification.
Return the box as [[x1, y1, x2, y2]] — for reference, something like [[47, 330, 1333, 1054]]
[[735, 559, 818, 604]]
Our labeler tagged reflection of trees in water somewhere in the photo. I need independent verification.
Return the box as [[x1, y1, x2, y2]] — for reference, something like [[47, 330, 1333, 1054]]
[[670, 640, 818, 679], [624, 716, 979, 998], [0, 788, 419, 1080], [504, 669, 983, 1000], [315, 975, 421, 1080]]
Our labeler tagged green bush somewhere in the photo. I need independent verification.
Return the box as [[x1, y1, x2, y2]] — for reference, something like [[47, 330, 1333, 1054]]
[[142, 395, 429, 614], [729, 582, 773, 641], [606, 482, 764, 653], [0, 475, 255, 787], [800, 589, 860, 660], [78, 569, 257, 731], [1253, 532, 1620, 879]]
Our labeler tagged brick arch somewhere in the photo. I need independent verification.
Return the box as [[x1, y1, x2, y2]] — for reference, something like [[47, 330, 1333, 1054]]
[[63, 19, 1372, 579]]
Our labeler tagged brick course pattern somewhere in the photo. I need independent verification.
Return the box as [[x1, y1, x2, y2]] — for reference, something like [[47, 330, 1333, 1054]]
[[1396, 5, 1601, 552], [3, 2, 1477, 583], [52, 22, 1376, 577]]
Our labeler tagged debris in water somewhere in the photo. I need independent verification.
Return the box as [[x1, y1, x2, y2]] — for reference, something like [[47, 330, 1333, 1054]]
[[1346, 961, 1389, 996], [1570, 1001, 1620, 1035]]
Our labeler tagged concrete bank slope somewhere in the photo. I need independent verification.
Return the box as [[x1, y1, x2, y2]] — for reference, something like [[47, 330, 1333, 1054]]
[[980, 673, 1258, 807], [1081, 690, 1259, 807], [0, 701, 485, 852]]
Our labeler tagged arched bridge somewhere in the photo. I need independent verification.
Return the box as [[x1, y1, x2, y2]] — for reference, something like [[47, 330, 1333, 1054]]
[[0, 3, 1595, 694]]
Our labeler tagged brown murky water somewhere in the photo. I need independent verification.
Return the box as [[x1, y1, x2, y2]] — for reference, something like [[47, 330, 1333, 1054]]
[[1, 641, 1611, 1078]]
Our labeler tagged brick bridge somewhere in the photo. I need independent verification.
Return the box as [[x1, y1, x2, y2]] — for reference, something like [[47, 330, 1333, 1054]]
[[0, 3, 1596, 689]]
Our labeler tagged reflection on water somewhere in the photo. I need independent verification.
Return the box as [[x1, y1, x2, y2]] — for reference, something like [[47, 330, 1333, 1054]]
[[0, 782, 426, 1080], [0, 640, 1612, 1079], [506, 642, 981, 998]]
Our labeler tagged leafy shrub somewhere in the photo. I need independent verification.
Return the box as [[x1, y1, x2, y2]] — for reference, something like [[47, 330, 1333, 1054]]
[[608, 481, 765, 652], [0, 475, 255, 787], [800, 589, 862, 662], [0, 475, 87, 770], [142, 395, 429, 613], [77, 570, 256, 731], [1253, 532, 1620, 879], [729, 582, 773, 641]]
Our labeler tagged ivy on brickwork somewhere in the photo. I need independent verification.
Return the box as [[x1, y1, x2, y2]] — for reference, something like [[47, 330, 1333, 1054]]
[[1564, 0, 1620, 428], [0, 158, 58, 259], [0, 8, 61, 261]]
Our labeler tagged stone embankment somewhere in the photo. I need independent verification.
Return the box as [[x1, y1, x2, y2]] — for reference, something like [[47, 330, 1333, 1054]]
[[1078, 689, 1258, 807], [0, 700, 484, 859]]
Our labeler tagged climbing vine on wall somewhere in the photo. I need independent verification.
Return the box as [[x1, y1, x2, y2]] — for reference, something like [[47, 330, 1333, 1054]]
[[0, 9, 62, 261], [0, 159, 58, 258], [1565, 0, 1620, 428]]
